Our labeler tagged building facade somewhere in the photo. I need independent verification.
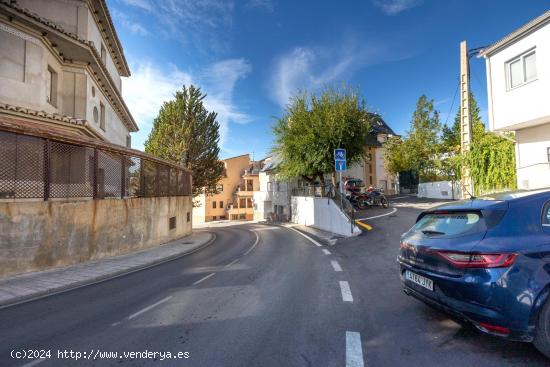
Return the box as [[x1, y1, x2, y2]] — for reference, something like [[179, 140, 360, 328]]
[[253, 155, 295, 222], [482, 10, 550, 190], [193, 154, 261, 223], [344, 113, 398, 194], [0, 0, 138, 146]]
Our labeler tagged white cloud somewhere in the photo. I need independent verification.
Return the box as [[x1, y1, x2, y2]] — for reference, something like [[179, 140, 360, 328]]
[[245, 0, 275, 13], [122, 59, 252, 153], [112, 9, 149, 35], [269, 43, 377, 107], [119, 0, 152, 11], [119, 0, 234, 54], [371, 0, 423, 15]]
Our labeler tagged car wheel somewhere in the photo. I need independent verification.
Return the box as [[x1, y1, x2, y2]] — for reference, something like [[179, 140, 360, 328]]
[[381, 198, 389, 208], [534, 298, 550, 358]]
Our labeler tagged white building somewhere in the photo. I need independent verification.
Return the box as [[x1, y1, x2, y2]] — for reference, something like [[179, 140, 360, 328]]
[[0, 0, 138, 146], [253, 155, 295, 221], [482, 10, 550, 190]]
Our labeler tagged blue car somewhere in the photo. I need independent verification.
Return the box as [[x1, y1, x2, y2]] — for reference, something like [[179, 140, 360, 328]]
[[398, 189, 550, 357]]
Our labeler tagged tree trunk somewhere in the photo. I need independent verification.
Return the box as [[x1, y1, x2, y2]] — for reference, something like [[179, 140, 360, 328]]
[[319, 173, 326, 197], [331, 170, 337, 189]]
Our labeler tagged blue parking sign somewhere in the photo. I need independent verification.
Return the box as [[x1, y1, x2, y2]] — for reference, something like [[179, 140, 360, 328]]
[[334, 149, 346, 161], [334, 148, 346, 172]]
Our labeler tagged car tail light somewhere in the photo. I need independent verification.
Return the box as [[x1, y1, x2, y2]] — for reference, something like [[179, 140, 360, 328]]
[[437, 251, 517, 269], [477, 322, 510, 336]]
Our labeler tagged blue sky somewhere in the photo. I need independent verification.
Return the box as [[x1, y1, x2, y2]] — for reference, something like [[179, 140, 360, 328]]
[[109, 0, 549, 159]]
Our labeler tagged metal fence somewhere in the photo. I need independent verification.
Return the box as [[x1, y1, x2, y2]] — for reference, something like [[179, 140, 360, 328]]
[[0, 130, 192, 200]]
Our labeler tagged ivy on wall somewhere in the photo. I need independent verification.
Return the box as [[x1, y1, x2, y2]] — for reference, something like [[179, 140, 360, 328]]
[[467, 133, 517, 196]]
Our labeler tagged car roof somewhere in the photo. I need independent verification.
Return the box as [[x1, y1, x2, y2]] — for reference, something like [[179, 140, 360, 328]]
[[427, 188, 550, 212]]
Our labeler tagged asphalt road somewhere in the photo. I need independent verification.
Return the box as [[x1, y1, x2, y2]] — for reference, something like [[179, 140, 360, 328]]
[[335, 196, 549, 366], [0, 224, 359, 367], [2, 197, 549, 366]]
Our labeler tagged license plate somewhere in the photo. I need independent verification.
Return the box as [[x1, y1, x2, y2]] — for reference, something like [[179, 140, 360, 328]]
[[405, 270, 434, 291]]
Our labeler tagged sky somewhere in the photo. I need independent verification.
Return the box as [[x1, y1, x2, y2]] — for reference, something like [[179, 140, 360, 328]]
[[108, 0, 550, 159]]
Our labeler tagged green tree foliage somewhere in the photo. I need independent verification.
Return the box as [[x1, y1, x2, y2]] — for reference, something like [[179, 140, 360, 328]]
[[383, 95, 442, 181], [384, 92, 516, 195], [273, 85, 370, 188], [439, 93, 516, 195], [144, 85, 225, 197]]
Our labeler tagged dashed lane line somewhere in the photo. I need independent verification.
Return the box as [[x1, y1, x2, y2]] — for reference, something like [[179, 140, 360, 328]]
[[322, 249, 331, 255], [339, 281, 354, 302], [331, 260, 343, 272], [346, 331, 365, 367]]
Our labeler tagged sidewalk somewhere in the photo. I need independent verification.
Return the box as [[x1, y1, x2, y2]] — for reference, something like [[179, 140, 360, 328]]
[[0, 231, 214, 308]]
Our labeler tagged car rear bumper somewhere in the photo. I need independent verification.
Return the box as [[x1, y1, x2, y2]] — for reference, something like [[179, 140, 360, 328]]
[[399, 263, 534, 342]]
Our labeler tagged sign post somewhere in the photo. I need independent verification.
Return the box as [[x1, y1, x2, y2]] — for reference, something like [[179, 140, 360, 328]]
[[334, 149, 347, 209]]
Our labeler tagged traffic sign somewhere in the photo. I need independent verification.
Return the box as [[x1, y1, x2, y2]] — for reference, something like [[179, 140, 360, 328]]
[[334, 149, 346, 162], [335, 160, 346, 172], [334, 148, 346, 172]]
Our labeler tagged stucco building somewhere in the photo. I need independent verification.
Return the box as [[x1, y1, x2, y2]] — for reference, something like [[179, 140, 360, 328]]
[[0, 0, 138, 146], [253, 155, 295, 222], [193, 154, 261, 223], [481, 10, 550, 190], [344, 113, 398, 194]]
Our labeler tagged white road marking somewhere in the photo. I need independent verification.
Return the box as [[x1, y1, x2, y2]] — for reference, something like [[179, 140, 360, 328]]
[[331, 260, 343, 272], [244, 230, 260, 255], [339, 281, 354, 302], [192, 273, 216, 285], [322, 249, 331, 255], [346, 331, 364, 367], [128, 296, 172, 320], [356, 207, 397, 221], [288, 227, 322, 247], [225, 259, 239, 267], [21, 358, 47, 367]]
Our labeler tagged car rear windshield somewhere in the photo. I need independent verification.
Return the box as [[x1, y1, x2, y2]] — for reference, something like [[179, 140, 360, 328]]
[[412, 211, 486, 237]]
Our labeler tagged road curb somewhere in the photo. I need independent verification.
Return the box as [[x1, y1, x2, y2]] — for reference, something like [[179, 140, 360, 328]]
[[0, 232, 216, 309]]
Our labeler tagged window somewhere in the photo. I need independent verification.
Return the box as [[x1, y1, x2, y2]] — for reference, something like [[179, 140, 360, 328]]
[[100, 102, 106, 131], [168, 216, 176, 230], [239, 198, 246, 208], [247, 198, 252, 208], [126, 135, 131, 148], [547, 147, 550, 163], [212, 201, 216, 209], [246, 179, 253, 191], [187, 212, 190, 222], [220, 201, 224, 208], [507, 49, 537, 89], [267, 182, 273, 191], [46, 66, 58, 106]]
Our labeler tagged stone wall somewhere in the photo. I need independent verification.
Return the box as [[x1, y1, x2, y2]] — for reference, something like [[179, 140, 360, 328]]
[[0, 196, 193, 278]]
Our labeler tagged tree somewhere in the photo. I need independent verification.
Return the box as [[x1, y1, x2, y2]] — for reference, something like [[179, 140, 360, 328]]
[[273, 84, 370, 190], [440, 93, 516, 195], [144, 85, 225, 197], [384, 95, 442, 181]]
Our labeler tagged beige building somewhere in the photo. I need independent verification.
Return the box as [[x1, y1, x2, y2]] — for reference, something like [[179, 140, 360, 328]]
[[193, 154, 261, 223], [345, 113, 398, 194], [0, 0, 138, 146]]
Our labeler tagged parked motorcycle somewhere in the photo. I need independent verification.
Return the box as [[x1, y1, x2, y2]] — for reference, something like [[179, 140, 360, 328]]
[[364, 187, 389, 208]]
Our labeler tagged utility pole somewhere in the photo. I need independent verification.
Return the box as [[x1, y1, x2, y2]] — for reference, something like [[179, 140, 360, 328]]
[[460, 40, 474, 198]]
